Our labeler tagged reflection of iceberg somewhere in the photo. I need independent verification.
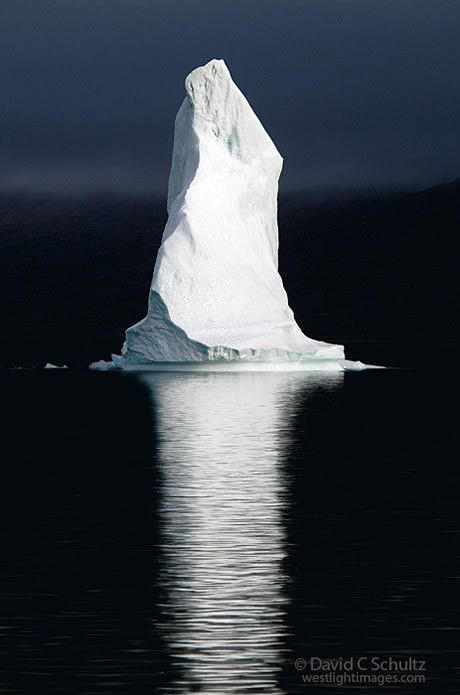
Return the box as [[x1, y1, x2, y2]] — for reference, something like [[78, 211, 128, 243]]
[[99, 59, 366, 372], [138, 371, 343, 694]]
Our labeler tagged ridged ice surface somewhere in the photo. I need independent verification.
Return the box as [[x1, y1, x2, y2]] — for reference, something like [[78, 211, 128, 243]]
[[121, 59, 346, 367]]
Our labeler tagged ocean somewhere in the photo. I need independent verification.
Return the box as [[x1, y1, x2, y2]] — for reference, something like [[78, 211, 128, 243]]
[[1, 367, 458, 693]]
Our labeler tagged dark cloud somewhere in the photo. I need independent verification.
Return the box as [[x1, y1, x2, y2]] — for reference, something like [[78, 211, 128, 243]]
[[1, 0, 459, 194]]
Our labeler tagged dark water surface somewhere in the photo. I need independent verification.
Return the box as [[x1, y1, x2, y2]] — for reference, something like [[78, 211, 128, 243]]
[[0, 369, 458, 693]]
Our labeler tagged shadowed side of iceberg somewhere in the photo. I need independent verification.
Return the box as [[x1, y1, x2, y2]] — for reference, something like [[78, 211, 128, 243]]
[[123, 291, 209, 363]]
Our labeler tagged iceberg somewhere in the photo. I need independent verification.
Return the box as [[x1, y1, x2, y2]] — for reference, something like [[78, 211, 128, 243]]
[[103, 59, 366, 372]]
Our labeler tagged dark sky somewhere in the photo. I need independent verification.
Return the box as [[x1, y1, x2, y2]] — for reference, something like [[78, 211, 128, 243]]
[[1, 0, 459, 195]]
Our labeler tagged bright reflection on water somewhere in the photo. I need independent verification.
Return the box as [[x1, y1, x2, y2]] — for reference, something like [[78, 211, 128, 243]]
[[137, 371, 343, 694]]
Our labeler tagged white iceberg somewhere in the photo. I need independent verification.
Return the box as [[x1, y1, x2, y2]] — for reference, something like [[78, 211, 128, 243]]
[[102, 59, 367, 372]]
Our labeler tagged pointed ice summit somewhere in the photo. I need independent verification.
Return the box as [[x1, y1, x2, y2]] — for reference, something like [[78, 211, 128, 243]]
[[113, 59, 364, 371]]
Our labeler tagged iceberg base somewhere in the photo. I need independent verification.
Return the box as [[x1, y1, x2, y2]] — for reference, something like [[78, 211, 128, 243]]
[[89, 357, 377, 372]]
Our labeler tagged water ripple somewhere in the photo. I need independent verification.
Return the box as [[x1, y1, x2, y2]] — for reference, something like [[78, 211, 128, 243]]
[[138, 372, 342, 694]]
